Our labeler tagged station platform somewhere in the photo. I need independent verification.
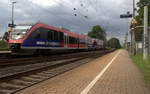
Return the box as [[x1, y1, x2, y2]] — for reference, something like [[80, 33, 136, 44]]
[[16, 50, 150, 94]]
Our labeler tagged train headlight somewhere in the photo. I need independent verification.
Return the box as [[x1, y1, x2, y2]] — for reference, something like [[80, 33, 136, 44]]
[[15, 35, 24, 40]]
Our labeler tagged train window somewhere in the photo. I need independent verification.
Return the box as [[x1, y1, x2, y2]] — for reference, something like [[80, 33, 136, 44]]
[[79, 39, 85, 45], [28, 27, 64, 41], [59, 32, 64, 40], [69, 37, 71, 44], [53, 31, 59, 40], [48, 30, 64, 41], [28, 29, 40, 39], [69, 36, 76, 44], [57, 31, 59, 40], [39, 28, 48, 39], [73, 37, 76, 44], [75, 38, 79, 44], [48, 30, 53, 40], [69, 37, 72, 44]]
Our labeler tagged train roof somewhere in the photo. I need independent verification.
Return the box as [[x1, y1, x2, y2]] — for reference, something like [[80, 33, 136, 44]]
[[33, 22, 88, 39]]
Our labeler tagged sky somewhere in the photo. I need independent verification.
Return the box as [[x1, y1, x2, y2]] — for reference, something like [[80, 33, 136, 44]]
[[0, 0, 139, 44]]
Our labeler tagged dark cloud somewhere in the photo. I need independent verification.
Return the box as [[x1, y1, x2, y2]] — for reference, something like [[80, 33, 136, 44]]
[[0, 0, 139, 43]]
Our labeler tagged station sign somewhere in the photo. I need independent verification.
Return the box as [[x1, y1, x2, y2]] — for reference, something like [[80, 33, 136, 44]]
[[8, 23, 16, 28], [120, 14, 132, 18]]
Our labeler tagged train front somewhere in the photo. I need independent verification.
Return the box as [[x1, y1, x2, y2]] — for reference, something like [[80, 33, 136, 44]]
[[8, 25, 32, 52]]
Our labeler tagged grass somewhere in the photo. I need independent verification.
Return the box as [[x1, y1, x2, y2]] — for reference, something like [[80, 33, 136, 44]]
[[131, 53, 150, 82], [0, 40, 9, 51]]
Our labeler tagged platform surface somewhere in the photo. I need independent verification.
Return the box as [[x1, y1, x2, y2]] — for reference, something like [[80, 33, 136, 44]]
[[16, 50, 150, 94]]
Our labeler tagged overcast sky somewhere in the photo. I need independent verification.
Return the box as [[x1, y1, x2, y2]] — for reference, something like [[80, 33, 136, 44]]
[[0, 0, 139, 44]]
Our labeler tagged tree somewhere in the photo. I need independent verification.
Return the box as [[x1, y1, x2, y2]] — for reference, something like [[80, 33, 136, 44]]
[[136, 0, 150, 26], [88, 25, 107, 47], [88, 25, 106, 40], [2, 32, 9, 42], [107, 38, 121, 49], [0, 40, 9, 51]]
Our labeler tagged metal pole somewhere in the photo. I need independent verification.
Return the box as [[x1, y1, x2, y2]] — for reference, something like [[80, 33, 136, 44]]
[[126, 18, 129, 50], [12, 2, 16, 25], [125, 33, 128, 49], [133, 0, 135, 18], [12, 2, 14, 25], [132, 0, 136, 55], [130, 29, 132, 52], [143, 5, 148, 60], [125, 35, 126, 48], [132, 29, 136, 55]]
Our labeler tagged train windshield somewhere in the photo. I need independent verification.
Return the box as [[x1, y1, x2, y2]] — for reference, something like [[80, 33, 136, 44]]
[[11, 25, 32, 40]]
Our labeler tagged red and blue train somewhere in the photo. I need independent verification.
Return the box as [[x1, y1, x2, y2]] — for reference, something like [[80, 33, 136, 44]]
[[8, 22, 104, 55]]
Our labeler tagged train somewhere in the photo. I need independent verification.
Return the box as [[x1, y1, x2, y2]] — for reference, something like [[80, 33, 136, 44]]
[[8, 22, 104, 55]]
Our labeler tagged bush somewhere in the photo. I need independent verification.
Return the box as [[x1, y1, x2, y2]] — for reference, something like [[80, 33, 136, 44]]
[[0, 40, 9, 51], [107, 38, 121, 49]]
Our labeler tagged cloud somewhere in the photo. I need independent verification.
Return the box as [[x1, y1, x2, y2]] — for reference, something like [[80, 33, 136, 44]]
[[29, 0, 60, 8], [0, 0, 138, 44]]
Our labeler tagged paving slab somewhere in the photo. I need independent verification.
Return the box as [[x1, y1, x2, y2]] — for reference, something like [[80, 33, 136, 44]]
[[88, 50, 150, 94], [16, 50, 150, 94]]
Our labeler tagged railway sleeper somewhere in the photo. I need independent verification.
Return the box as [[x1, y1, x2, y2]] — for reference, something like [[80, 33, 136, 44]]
[[0, 89, 12, 94], [9, 79, 32, 86], [28, 75, 49, 79], [20, 77, 41, 83], [0, 82, 23, 90]]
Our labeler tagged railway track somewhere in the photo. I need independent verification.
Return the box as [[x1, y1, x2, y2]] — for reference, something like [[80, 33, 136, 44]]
[[0, 51, 11, 59], [0, 51, 105, 67], [0, 50, 114, 94]]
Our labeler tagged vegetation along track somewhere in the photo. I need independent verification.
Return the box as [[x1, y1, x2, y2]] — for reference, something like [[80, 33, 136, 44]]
[[0, 50, 114, 94]]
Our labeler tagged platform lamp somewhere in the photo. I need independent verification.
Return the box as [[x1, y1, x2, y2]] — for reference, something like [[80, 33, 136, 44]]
[[9, 1, 16, 33]]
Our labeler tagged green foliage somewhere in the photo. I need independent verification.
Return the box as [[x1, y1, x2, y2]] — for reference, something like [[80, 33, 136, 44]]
[[3, 32, 9, 42], [131, 54, 150, 82], [88, 25, 107, 47], [107, 38, 121, 49], [88, 25, 106, 40], [136, 0, 150, 26], [0, 40, 9, 51], [133, 0, 150, 42]]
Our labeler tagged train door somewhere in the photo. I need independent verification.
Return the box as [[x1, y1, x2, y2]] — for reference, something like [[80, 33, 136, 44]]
[[64, 33, 68, 48]]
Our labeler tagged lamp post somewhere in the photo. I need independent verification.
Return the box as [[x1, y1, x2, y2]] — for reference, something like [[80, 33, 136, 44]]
[[130, 0, 136, 55], [133, 0, 135, 17], [12, 1, 16, 26], [8, 1, 16, 33]]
